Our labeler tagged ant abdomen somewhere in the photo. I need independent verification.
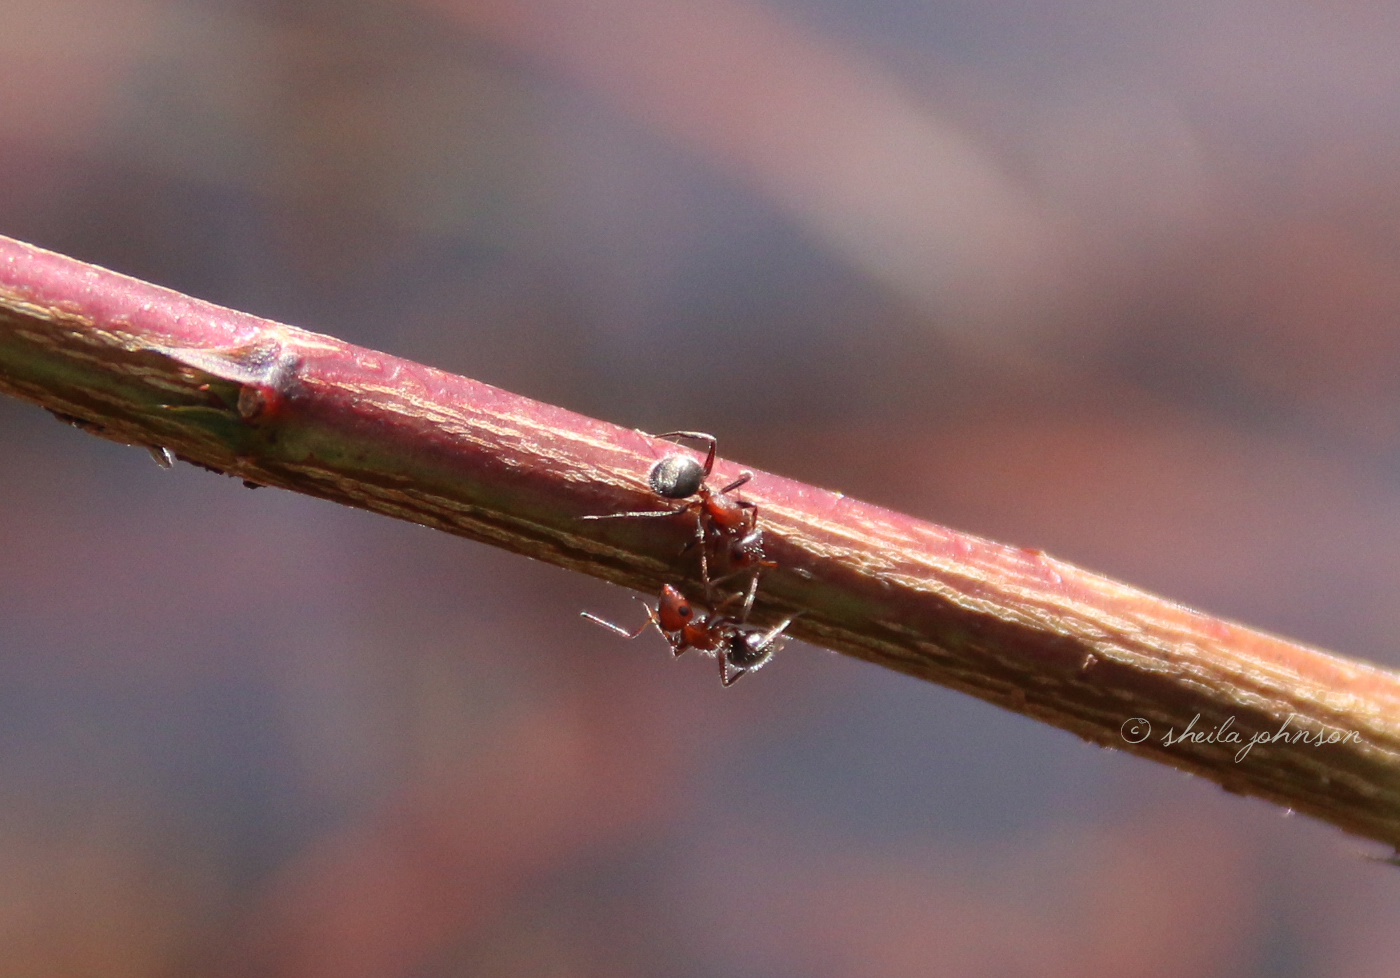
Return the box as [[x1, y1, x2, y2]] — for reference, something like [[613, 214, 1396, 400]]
[[726, 632, 774, 671], [649, 454, 707, 499]]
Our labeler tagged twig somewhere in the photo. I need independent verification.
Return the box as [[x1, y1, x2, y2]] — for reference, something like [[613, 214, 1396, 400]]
[[3, 233, 1399, 850]]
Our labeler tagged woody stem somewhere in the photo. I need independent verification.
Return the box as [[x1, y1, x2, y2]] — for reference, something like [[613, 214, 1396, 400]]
[[3, 233, 1400, 850]]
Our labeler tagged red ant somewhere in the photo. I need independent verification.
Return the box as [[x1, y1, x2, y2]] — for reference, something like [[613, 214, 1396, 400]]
[[581, 583, 795, 686], [583, 431, 774, 595]]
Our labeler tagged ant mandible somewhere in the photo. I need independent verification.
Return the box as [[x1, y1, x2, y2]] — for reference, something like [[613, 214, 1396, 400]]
[[581, 583, 795, 686], [583, 431, 768, 594]]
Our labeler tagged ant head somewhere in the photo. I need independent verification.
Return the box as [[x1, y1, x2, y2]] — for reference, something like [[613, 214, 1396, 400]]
[[656, 584, 697, 632], [730, 529, 763, 557], [649, 454, 707, 499]]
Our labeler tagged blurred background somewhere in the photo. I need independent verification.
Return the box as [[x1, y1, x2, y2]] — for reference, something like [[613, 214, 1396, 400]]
[[3, 0, 1400, 974]]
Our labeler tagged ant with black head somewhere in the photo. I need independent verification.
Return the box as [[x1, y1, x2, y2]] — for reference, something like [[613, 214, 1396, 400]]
[[581, 582, 796, 686], [582, 431, 774, 598]]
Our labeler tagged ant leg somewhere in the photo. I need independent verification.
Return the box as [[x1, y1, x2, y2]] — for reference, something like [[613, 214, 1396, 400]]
[[580, 610, 653, 639], [676, 513, 716, 601], [720, 656, 746, 687], [752, 616, 798, 648], [734, 501, 757, 534], [739, 571, 761, 621], [581, 509, 679, 521], [581, 599, 664, 639], [706, 565, 763, 620], [697, 514, 717, 599], [707, 559, 772, 590], [718, 472, 752, 495], [654, 431, 717, 478], [673, 506, 721, 600], [710, 591, 744, 615]]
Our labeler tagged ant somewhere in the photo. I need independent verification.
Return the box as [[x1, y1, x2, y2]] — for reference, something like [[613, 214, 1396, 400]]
[[581, 583, 795, 686], [583, 431, 773, 596]]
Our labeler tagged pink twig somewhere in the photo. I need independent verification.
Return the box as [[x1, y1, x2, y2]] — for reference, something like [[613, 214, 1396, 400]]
[[3, 234, 1399, 850]]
